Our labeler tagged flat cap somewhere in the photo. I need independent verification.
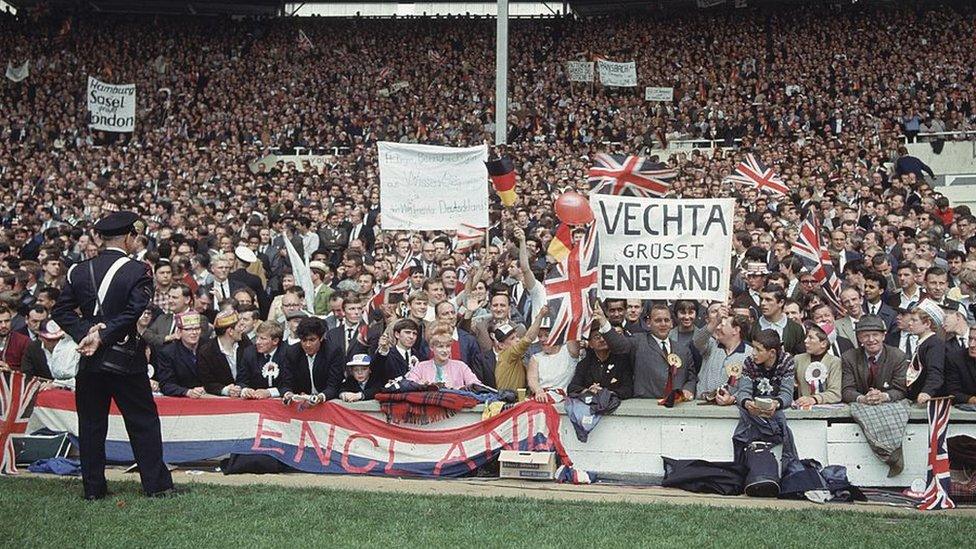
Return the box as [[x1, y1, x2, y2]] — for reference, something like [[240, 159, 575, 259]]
[[854, 314, 887, 333]]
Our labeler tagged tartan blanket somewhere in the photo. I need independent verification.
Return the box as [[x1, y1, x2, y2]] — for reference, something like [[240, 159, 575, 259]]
[[375, 391, 480, 425], [850, 401, 910, 477]]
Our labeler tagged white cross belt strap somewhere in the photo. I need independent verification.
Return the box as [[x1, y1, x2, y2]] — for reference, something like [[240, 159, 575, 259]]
[[91, 257, 131, 316]]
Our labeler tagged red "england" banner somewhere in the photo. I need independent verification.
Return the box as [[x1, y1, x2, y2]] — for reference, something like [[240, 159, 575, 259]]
[[30, 390, 573, 478]]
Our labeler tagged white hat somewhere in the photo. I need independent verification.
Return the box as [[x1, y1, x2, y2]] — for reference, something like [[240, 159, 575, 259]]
[[234, 245, 258, 264], [347, 354, 371, 367], [915, 299, 945, 329]]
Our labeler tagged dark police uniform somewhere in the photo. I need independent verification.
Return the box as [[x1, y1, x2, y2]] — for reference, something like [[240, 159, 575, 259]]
[[51, 211, 174, 499]]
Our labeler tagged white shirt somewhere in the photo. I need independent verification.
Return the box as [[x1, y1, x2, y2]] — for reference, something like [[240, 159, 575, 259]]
[[396, 344, 414, 366], [307, 353, 319, 394], [759, 315, 788, 337], [899, 331, 918, 356], [652, 335, 671, 355], [218, 339, 240, 395], [898, 287, 921, 309]]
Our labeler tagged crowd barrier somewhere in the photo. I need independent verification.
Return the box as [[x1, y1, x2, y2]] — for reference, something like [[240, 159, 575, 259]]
[[26, 390, 976, 487]]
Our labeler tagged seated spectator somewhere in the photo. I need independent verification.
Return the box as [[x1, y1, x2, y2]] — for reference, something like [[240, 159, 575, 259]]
[[432, 300, 483, 373], [946, 330, 976, 405], [17, 305, 48, 342], [567, 324, 634, 400], [841, 315, 908, 404], [283, 309, 307, 345], [810, 303, 855, 356], [144, 284, 212, 351], [693, 303, 751, 403], [944, 308, 971, 355], [156, 312, 211, 398], [904, 300, 946, 405], [373, 318, 420, 382], [0, 303, 30, 371], [793, 324, 842, 407], [280, 317, 338, 400], [239, 321, 288, 400], [338, 354, 383, 402], [405, 324, 480, 389], [198, 310, 252, 397], [21, 319, 71, 380], [733, 329, 799, 482], [526, 312, 580, 402], [237, 303, 260, 342]]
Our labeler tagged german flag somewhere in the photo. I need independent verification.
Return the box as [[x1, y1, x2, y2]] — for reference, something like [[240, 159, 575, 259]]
[[486, 156, 517, 207], [547, 223, 573, 262]]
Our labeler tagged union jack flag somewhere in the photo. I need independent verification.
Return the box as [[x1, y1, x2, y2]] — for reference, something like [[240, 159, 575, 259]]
[[724, 153, 789, 197], [918, 397, 956, 510], [1, 371, 41, 475], [369, 254, 414, 313], [587, 154, 676, 198], [544, 225, 599, 346], [454, 224, 486, 253], [791, 212, 843, 312]]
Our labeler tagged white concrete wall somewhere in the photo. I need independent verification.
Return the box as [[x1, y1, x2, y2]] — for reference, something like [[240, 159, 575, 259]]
[[906, 141, 976, 175]]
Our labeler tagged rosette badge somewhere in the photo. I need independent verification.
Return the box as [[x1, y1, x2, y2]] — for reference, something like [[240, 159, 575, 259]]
[[262, 361, 280, 385]]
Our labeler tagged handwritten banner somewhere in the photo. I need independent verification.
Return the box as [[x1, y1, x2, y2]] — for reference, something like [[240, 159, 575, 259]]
[[87, 77, 136, 132], [644, 87, 674, 102], [379, 142, 489, 231], [566, 61, 594, 82], [597, 60, 637, 87]]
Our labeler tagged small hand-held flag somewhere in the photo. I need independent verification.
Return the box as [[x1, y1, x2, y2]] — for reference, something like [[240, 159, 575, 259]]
[[487, 156, 517, 207], [455, 224, 486, 253], [547, 223, 574, 262], [298, 29, 314, 50], [368, 254, 414, 313], [1, 371, 42, 475], [791, 211, 843, 312]]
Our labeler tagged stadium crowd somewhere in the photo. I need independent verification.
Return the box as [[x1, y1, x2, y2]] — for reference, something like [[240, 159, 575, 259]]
[[1, 2, 976, 427]]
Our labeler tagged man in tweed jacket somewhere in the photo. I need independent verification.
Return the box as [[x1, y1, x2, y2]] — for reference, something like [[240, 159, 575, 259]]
[[841, 315, 908, 404]]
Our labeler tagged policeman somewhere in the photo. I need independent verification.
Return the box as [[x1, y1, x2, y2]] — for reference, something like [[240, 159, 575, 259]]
[[52, 211, 178, 500]]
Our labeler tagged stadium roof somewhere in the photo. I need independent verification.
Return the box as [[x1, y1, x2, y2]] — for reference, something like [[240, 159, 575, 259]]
[[3, 0, 925, 17], [5, 0, 286, 16]]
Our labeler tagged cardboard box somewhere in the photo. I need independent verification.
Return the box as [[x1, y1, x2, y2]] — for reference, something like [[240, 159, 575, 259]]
[[498, 450, 557, 480]]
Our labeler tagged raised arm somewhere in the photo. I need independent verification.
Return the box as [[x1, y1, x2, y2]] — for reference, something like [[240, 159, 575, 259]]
[[514, 227, 536, 292]]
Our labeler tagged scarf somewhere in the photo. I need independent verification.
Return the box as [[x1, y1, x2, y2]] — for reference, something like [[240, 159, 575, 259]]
[[375, 390, 479, 425]]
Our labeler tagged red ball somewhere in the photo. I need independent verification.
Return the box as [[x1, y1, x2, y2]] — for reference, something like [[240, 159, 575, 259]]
[[554, 191, 594, 225]]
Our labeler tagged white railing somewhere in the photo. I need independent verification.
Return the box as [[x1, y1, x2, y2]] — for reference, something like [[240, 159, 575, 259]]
[[898, 130, 976, 143]]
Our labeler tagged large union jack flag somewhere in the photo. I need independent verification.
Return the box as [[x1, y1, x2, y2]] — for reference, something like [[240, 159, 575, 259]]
[[1, 371, 41, 475], [918, 397, 956, 510], [587, 154, 676, 198], [724, 153, 789, 197], [544, 225, 599, 346], [791, 211, 843, 312]]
